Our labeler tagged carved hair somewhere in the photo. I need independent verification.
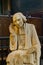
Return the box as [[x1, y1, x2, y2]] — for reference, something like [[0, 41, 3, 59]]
[[13, 12, 27, 22]]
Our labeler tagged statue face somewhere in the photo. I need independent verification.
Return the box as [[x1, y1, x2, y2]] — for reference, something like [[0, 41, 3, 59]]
[[13, 15, 23, 28]]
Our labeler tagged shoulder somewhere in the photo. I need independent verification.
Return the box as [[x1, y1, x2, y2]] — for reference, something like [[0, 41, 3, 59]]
[[25, 23, 36, 33], [26, 23, 35, 28]]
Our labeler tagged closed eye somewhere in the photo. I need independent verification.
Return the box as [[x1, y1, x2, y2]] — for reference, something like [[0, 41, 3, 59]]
[[18, 19, 20, 21]]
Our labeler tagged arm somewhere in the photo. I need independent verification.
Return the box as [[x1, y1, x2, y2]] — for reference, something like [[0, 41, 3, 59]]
[[27, 24, 41, 57], [31, 24, 41, 57], [31, 24, 41, 65], [9, 24, 17, 51]]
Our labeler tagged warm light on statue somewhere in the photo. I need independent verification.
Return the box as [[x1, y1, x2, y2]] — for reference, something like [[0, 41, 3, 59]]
[[6, 12, 41, 65]]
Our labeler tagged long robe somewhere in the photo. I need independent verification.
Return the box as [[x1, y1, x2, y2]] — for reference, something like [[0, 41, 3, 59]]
[[6, 23, 41, 65]]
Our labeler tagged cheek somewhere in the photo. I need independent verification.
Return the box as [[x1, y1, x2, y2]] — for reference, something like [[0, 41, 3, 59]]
[[16, 21, 22, 25], [20, 21, 23, 25], [13, 21, 19, 25], [16, 21, 20, 24]]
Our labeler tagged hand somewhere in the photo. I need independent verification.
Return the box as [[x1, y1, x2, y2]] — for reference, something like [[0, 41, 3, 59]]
[[25, 46, 37, 54]]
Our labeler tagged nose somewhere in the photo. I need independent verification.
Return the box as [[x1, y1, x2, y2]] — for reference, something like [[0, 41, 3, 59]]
[[16, 21, 19, 24]]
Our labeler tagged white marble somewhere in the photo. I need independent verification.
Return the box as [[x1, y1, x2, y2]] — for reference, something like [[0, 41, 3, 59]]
[[6, 12, 41, 65]]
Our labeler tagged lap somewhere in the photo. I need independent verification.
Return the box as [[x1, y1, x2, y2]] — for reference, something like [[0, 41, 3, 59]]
[[6, 50, 35, 65]]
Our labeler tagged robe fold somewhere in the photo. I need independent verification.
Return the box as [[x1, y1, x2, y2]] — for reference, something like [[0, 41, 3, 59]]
[[6, 23, 41, 65]]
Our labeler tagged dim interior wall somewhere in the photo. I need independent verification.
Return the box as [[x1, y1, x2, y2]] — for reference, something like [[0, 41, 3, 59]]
[[11, 0, 42, 15]]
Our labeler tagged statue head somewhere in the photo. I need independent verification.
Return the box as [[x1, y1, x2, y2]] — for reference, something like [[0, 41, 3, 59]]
[[12, 12, 27, 27]]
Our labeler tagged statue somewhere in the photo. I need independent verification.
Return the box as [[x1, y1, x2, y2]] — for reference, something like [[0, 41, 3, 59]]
[[6, 12, 41, 65]]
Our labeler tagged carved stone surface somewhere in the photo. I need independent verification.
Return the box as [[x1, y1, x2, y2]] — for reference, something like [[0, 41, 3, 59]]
[[6, 12, 41, 65]]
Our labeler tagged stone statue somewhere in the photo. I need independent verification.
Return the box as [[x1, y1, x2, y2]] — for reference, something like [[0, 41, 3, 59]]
[[6, 12, 41, 65]]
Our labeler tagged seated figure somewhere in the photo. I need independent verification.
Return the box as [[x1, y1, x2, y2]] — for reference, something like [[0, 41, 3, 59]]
[[6, 12, 41, 65]]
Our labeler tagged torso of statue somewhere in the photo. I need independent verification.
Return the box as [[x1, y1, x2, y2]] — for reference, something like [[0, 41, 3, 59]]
[[17, 24, 26, 49]]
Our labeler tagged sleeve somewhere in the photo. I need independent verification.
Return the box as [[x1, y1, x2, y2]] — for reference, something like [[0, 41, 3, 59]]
[[31, 24, 41, 58], [9, 24, 17, 51], [9, 23, 15, 35]]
